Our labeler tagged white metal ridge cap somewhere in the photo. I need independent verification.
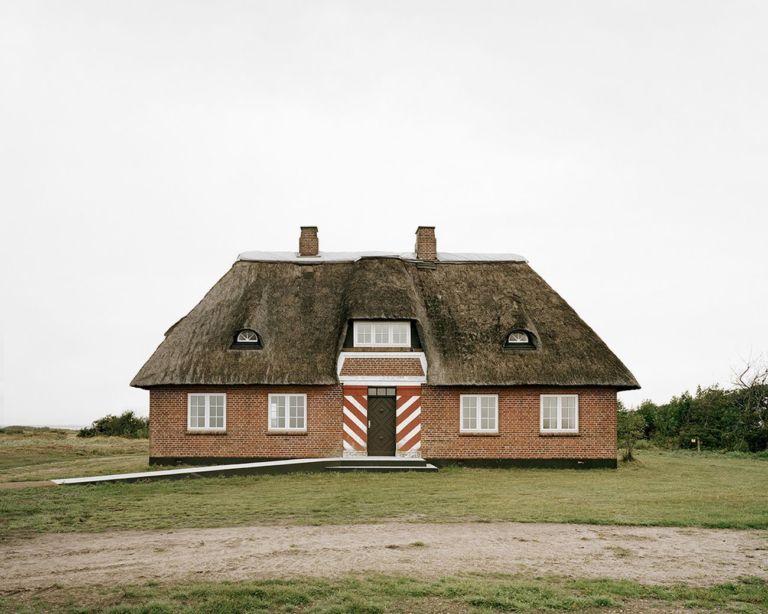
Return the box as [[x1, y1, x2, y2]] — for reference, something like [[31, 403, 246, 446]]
[[436, 252, 527, 262], [236, 251, 407, 263], [236, 251, 527, 263]]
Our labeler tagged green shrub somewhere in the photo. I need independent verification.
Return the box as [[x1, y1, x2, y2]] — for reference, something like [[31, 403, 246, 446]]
[[617, 406, 645, 462], [78, 410, 149, 439]]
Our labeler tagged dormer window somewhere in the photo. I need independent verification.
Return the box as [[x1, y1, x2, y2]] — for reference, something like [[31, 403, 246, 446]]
[[237, 330, 259, 343], [507, 332, 529, 344], [232, 329, 262, 349], [354, 321, 410, 347], [504, 329, 536, 350]]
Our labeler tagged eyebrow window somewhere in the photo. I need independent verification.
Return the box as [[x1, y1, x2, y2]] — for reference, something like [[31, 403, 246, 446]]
[[232, 329, 262, 349]]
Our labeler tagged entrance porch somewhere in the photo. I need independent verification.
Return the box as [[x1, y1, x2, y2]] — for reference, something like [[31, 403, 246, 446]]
[[342, 385, 422, 458]]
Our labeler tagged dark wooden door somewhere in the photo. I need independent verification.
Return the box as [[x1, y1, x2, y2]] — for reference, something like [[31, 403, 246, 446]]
[[368, 396, 396, 456]]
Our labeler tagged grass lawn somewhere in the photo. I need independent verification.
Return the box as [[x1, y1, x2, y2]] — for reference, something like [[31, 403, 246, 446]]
[[0, 427, 150, 483], [0, 431, 766, 537], [2, 574, 767, 613]]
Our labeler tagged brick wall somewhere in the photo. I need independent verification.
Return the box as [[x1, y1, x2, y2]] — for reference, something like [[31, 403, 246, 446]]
[[340, 357, 424, 376], [298, 226, 319, 256], [149, 385, 343, 461], [415, 226, 437, 260], [420, 386, 617, 460], [149, 385, 617, 462]]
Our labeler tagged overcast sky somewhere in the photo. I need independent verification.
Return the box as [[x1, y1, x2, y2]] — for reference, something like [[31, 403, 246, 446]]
[[1, 1, 766, 426]]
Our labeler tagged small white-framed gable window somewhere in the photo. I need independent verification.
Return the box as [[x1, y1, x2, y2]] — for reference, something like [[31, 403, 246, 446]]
[[460, 394, 499, 433], [187, 393, 226, 431], [353, 321, 411, 347], [232, 329, 262, 349], [540, 395, 579, 432], [504, 329, 535, 349], [236, 330, 259, 343], [269, 394, 307, 431], [507, 331, 529, 344]]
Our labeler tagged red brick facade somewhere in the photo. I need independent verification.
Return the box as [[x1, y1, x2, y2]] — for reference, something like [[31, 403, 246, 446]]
[[340, 357, 424, 377], [149, 385, 617, 464], [149, 386, 344, 460], [420, 386, 617, 460]]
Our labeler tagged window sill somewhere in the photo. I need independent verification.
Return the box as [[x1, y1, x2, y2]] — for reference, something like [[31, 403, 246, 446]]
[[459, 431, 501, 437], [186, 429, 227, 436], [539, 431, 580, 437], [267, 430, 308, 436]]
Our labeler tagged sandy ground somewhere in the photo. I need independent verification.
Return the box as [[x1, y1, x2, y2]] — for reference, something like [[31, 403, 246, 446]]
[[2, 523, 767, 592]]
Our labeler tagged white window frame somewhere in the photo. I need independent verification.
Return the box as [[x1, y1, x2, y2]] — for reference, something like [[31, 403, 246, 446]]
[[236, 330, 259, 343], [268, 393, 308, 432], [540, 394, 579, 433], [459, 394, 499, 433], [353, 321, 411, 348], [507, 331, 529, 344], [187, 393, 227, 431]]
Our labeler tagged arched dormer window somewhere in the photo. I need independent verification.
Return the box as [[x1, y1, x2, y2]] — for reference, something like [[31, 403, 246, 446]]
[[504, 330, 536, 350], [237, 330, 259, 343], [507, 331, 529, 344], [232, 329, 262, 349]]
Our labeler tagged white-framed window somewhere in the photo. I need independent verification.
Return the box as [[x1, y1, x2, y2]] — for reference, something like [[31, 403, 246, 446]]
[[236, 329, 259, 343], [353, 321, 411, 347], [460, 394, 499, 433], [268, 394, 307, 431], [187, 393, 226, 430], [507, 331, 529, 344], [540, 395, 579, 432]]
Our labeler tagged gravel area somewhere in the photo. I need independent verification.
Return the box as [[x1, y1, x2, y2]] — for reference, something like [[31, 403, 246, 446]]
[[2, 522, 766, 591]]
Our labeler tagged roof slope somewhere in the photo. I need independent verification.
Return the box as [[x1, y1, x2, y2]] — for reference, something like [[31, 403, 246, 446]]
[[131, 257, 639, 389]]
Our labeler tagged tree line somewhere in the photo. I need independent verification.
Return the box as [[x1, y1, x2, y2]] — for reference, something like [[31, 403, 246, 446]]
[[619, 361, 768, 457]]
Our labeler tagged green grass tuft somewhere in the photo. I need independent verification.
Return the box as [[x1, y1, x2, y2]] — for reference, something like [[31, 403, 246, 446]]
[[2, 575, 767, 613]]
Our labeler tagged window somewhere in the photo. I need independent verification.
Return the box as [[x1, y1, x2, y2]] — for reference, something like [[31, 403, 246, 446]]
[[236, 330, 259, 343], [268, 394, 307, 431], [540, 395, 579, 432], [504, 329, 535, 349], [507, 331, 529, 344], [232, 329, 262, 349], [460, 395, 498, 433], [368, 387, 396, 397], [187, 394, 226, 430], [353, 321, 411, 347]]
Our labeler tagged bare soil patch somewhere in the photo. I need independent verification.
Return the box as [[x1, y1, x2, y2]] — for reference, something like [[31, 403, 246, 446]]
[[0, 480, 54, 490], [2, 522, 766, 592]]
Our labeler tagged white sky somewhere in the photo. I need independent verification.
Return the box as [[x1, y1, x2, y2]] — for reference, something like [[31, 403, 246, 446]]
[[1, 1, 766, 426]]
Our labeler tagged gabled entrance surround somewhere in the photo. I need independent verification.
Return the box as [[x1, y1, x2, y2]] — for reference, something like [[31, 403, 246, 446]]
[[342, 385, 422, 457]]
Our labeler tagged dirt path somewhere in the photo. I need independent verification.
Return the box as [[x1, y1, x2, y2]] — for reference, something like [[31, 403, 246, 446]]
[[2, 523, 766, 591]]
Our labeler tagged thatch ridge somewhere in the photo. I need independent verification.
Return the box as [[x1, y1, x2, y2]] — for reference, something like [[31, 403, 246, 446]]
[[131, 258, 638, 389]]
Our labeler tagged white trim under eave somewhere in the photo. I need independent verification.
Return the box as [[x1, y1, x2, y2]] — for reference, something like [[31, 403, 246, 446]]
[[338, 376, 425, 386]]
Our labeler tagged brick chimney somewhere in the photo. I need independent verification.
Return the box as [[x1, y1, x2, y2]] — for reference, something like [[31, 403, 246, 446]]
[[299, 226, 319, 257], [415, 226, 437, 261]]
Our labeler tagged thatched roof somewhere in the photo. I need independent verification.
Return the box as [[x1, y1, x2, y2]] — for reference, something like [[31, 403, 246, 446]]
[[131, 255, 639, 390]]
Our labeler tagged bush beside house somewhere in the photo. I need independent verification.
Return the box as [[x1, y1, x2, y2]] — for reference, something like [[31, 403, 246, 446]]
[[78, 410, 149, 439]]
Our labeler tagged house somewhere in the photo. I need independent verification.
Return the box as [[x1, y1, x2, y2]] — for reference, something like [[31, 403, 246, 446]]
[[132, 226, 638, 468]]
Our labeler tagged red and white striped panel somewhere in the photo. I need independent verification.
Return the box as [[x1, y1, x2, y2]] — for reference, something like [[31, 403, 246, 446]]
[[342, 386, 368, 452], [396, 387, 421, 453]]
